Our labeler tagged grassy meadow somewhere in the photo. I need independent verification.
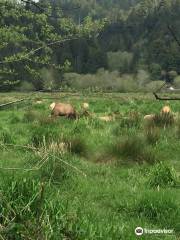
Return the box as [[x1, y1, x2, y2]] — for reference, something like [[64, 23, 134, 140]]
[[0, 92, 180, 240]]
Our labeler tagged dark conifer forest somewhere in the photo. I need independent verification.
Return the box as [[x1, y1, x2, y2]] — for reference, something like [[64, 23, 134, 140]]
[[0, 0, 180, 91]]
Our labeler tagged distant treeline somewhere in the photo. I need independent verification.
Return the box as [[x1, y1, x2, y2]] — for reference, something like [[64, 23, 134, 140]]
[[0, 0, 180, 91]]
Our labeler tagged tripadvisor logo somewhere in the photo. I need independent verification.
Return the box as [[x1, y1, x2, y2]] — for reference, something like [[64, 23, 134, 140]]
[[135, 227, 143, 236], [135, 227, 174, 236]]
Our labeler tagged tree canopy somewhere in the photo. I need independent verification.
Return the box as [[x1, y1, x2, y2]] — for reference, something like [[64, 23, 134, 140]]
[[0, 0, 180, 90]]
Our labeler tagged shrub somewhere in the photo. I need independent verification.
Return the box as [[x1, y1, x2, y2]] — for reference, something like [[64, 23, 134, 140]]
[[107, 51, 133, 73], [145, 80, 164, 92], [149, 63, 162, 79], [17, 81, 35, 92], [136, 69, 151, 89], [63, 70, 139, 92], [147, 162, 177, 188], [174, 75, 180, 88]]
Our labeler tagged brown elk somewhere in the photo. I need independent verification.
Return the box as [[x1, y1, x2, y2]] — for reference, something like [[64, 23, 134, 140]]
[[50, 102, 76, 119]]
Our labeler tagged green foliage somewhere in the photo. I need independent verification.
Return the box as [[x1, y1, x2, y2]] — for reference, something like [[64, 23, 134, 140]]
[[17, 81, 35, 92], [64, 70, 139, 92], [154, 112, 174, 127], [23, 110, 39, 123], [0, 92, 180, 239], [119, 111, 141, 128], [30, 125, 61, 147], [0, 127, 14, 144], [147, 162, 177, 188], [0, 0, 105, 90], [149, 63, 162, 79], [145, 80, 164, 91], [66, 137, 88, 157], [110, 135, 156, 164], [134, 191, 180, 229], [107, 51, 133, 73], [145, 126, 160, 145]]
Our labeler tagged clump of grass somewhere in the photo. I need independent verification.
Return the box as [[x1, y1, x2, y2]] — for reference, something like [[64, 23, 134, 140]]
[[30, 125, 61, 147], [0, 128, 14, 144], [9, 113, 21, 124], [109, 135, 156, 164], [120, 111, 141, 128], [144, 126, 160, 145], [40, 153, 71, 183], [0, 176, 45, 238], [89, 117, 105, 129], [72, 120, 90, 134], [176, 117, 180, 138], [66, 137, 88, 157], [23, 110, 39, 123], [147, 162, 177, 188], [38, 115, 56, 126], [153, 112, 174, 127], [133, 191, 179, 229]]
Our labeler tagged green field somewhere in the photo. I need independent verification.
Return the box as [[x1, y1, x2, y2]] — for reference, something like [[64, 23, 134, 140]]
[[0, 92, 179, 240]]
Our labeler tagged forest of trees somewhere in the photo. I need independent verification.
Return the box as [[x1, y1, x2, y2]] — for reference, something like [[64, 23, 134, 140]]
[[0, 0, 180, 91]]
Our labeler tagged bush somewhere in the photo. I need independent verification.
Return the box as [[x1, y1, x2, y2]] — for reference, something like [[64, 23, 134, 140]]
[[17, 81, 35, 92], [174, 75, 180, 88], [136, 69, 151, 89], [147, 162, 177, 188], [145, 80, 164, 92], [107, 51, 133, 73], [149, 63, 162, 79], [63, 70, 139, 92]]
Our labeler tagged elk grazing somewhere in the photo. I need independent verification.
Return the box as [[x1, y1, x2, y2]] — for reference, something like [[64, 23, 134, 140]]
[[50, 102, 76, 119]]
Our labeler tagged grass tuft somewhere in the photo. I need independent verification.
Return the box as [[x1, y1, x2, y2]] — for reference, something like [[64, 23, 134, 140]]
[[109, 135, 156, 164], [70, 138, 88, 157], [144, 126, 160, 145], [147, 162, 177, 188], [30, 125, 61, 147], [153, 112, 174, 127], [0, 128, 14, 144], [23, 110, 39, 123], [133, 191, 179, 229]]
